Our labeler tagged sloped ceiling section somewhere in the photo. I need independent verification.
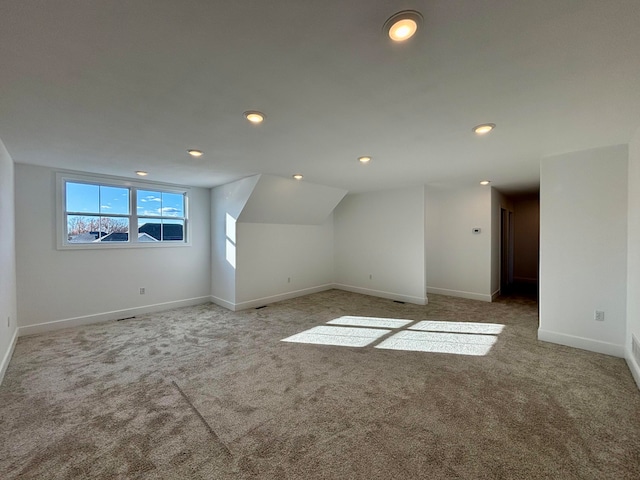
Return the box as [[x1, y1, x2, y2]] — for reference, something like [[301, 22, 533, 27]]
[[238, 175, 347, 225], [220, 175, 261, 219]]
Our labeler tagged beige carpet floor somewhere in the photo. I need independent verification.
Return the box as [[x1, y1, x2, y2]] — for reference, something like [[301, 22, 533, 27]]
[[1, 290, 639, 479]]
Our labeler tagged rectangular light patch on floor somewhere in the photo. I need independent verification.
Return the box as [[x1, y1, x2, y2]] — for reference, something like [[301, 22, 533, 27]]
[[282, 325, 390, 348], [327, 316, 413, 329], [375, 330, 497, 356], [409, 320, 504, 335]]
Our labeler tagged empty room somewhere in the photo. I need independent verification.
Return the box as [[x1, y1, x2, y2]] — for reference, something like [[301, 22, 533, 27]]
[[1, 1, 640, 478]]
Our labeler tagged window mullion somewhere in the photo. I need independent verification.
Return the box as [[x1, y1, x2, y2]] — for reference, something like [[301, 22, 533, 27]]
[[67, 212, 130, 217], [131, 188, 137, 243]]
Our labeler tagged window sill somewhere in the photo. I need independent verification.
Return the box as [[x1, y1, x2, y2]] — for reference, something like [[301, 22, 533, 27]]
[[57, 241, 191, 251]]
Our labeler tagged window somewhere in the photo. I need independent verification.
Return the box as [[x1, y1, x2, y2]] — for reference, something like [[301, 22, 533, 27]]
[[57, 173, 189, 248], [66, 182, 131, 243], [136, 190, 186, 242]]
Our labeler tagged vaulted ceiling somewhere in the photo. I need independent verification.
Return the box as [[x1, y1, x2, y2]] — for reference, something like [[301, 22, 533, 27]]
[[1, 0, 639, 194]]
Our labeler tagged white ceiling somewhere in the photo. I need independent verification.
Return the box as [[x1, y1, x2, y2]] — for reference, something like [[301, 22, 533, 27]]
[[1, 0, 639, 194]]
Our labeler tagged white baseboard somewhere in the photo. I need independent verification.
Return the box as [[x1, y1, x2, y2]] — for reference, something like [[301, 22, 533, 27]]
[[427, 287, 492, 303], [214, 284, 335, 311], [491, 289, 501, 301], [334, 284, 427, 306], [0, 328, 18, 386], [537, 329, 625, 358], [18, 296, 212, 337], [214, 283, 428, 310], [626, 346, 640, 391], [210, 295, 236, 311]]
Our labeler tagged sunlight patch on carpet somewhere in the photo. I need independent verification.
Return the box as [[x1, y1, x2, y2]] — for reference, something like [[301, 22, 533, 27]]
[[327, 316, 413, 329], [283, 319, 504, 356], [375, 330, 497, 356], [409, 320, 504, 335], [281, 325, 390, 347]]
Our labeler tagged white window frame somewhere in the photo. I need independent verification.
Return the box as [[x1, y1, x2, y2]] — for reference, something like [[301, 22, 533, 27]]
[[56, 171, 191, 249]]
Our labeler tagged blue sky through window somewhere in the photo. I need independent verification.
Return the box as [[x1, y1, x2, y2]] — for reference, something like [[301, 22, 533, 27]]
[[66, 182, 129, 214], [137, 190, 184, 217], [66, 183, 184, 217]]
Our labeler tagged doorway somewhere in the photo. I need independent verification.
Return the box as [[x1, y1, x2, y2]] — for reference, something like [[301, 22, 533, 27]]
[[499, 193, 540, 300], [500, 207, 514, 294]]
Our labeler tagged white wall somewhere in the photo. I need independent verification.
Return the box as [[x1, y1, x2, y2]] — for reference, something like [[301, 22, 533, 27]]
[[0, 139, 18, 383], [539, 145, 628, 357], [426, 185, 493, 301], [334, 186, 426, 305], [15, 164, 211, 334], [235, 218, 335, 307], [627, 127, 640, 387], [210, 176, 259, 308], [211, 174, 343, 310]]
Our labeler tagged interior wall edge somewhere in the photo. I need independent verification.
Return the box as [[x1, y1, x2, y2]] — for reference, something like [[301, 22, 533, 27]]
[[625, 347, 640, 391], [538, 328, 625, 358], [17, 296, 212, 337], [0, 328, 18, 386]]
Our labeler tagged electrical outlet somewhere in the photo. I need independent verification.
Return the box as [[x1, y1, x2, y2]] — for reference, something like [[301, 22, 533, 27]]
[[369, 274, 373, 280], [594, 310, 605, 322], [287, 277, 291, 283], [140, 288, 146, 295]]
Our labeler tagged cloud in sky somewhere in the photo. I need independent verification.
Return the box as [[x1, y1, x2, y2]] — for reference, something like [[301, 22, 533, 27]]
[[161, 207, 180, 216]]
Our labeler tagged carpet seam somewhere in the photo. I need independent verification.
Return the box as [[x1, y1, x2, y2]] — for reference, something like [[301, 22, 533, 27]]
[[171, 380, 233, 458]]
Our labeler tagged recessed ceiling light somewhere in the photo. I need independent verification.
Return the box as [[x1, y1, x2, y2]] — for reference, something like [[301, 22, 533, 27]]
[[292, 174, 303, 180], [188, 149, 203, 157], [384, 10, 423, 42], [473, 123, 496, 135], [358, 156, 372, 164], [135, 171, 148, 176], [244, 111, 265, 124], [480, 180, 491, 186]]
